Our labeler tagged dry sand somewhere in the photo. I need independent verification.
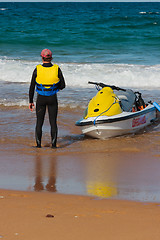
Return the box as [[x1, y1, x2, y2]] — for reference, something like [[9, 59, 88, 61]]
[[0, 189, 160, 240]]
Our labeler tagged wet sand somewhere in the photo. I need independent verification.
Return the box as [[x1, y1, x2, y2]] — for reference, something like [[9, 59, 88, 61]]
[[0, 142, 160, 201], [0, 106, 160, 239], [0, 106, 160, 201]]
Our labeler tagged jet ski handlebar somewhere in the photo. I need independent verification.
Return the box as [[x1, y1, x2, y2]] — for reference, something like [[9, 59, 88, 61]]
[[88, 81, 126, 91]]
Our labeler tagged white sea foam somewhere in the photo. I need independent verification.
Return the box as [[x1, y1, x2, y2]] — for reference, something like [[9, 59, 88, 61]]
[[0, 58, 160, 108], [139, 12, 147, 15], [0, 99, 28, 107], [61, 63, 160, 89], [139, 11, 159, 15], [0, 8, 7, 11], [0, 58, 160, 89]]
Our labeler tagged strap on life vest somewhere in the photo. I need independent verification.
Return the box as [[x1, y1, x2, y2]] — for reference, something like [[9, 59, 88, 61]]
[[36, 82, 59, 96]]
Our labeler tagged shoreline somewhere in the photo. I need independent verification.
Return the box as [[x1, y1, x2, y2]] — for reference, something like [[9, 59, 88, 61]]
[[1, 188, 160, 240]]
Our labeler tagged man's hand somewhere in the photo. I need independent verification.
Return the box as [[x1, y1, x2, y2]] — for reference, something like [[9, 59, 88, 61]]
[[29, 103, 35, 112]]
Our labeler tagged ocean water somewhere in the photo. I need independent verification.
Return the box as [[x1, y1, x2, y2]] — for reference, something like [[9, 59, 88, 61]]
[[0, 2, 160, 108]]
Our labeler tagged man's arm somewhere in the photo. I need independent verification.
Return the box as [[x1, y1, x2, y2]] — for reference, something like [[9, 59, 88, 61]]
[[29, 68, 37, 111], [29, 68, 37, 103], [58, 68, 66, 90]]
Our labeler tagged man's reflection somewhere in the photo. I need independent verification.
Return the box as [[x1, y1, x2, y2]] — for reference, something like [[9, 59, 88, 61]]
[[46, 157, 56, 192], [34, 154, 57, 192], [34, 154, 44, 191]]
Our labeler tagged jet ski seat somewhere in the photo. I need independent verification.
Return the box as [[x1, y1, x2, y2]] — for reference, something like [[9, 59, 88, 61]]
[[114, 89, 136, 112]]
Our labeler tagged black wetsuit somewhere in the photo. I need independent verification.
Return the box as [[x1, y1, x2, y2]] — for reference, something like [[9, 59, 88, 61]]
[[29, 63, 65, 148]]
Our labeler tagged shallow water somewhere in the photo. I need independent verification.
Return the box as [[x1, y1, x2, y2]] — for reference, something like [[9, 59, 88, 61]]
[[0, 105, 160, 202]]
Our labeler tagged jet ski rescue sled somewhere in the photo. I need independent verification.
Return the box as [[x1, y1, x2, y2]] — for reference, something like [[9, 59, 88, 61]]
[[75, 82, 157, 139]]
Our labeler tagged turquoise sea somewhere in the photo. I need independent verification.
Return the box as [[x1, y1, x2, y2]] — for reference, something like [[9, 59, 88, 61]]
[[0, 2, 160, 107], [0, 2, 160, 64], [0, 2, 160, 202]]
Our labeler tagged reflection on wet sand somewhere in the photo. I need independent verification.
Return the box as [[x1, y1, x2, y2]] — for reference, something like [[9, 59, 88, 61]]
[[22, 144, 160, 202], [87, 182, 117, 199], [85, 154, 118, 199], [0, 128, 160, 202], [34, 154, 57, 192], [83, 150, 160, 202]]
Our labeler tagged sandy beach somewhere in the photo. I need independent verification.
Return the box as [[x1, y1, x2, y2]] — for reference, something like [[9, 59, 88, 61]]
[[1, 189, 160, 240]]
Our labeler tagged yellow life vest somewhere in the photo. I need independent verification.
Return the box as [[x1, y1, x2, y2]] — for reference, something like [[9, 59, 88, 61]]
[[36, 64, 60, 96], [36, 64, 60, 87]]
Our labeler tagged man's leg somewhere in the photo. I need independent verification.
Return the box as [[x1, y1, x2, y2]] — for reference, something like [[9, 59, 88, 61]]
[[35, 96, 46, 148], [48, 97, 58, 148]]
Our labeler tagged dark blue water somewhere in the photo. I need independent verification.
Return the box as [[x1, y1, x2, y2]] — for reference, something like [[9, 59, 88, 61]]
[[0, 2, 160, 64]]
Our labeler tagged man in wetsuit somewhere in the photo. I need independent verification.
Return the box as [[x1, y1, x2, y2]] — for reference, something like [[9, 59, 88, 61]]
[[29, 49, 65, 148]]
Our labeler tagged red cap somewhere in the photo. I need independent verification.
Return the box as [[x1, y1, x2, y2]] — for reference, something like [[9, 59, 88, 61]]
[[41, 49, 52, 58]]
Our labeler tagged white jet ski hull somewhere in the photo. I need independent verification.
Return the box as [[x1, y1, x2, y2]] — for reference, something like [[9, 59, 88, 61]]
[[76, 105, 157, 139]]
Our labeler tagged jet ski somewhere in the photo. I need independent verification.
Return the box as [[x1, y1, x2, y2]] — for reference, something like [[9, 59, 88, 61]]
[[75, 82, 158, 139]]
